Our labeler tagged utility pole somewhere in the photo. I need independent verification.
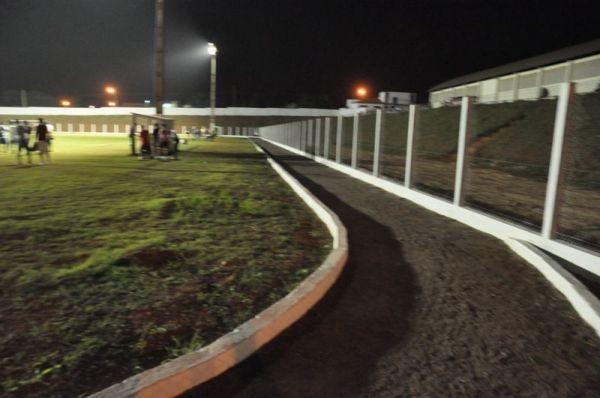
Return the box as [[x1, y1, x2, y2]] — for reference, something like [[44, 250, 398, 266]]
[[154, 0, 165, 115], [20, 90, 28, 107]]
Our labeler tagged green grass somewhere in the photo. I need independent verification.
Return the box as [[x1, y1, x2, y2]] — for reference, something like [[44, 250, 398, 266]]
[[0, 136, 331, 397]]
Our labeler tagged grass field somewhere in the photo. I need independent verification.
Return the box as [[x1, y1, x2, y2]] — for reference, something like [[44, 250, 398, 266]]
[[0, 136, 331, 396]]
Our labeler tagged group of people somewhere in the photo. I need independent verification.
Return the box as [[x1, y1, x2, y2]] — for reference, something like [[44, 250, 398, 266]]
[[14, 118, 52, 165], [130, 122, 180, 160]]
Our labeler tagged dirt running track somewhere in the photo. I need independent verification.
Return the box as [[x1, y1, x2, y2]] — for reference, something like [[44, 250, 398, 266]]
[[183, 140, 600, 397]]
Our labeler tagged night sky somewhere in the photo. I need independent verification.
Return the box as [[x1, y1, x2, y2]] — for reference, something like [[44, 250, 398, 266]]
[[0, 0, 598, 108]]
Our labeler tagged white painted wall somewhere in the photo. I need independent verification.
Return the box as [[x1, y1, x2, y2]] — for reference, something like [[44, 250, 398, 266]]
[[0, 106, 340, 117], [431, 53, 600, 106]]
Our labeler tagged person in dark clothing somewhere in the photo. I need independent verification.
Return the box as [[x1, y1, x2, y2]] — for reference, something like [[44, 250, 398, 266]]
[[17, 120, 32, 165], [36, 118, 50, 164], [129, 123, 137, 156], [139, 125, 151, 158], [159, 124, 170, 155], [152, 123, 160, 155], [170, 129, 180, 159]]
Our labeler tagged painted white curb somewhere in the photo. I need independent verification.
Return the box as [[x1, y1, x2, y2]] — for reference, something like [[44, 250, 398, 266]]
[[505, 239, 600, 337], [90, 139, 348, 398]]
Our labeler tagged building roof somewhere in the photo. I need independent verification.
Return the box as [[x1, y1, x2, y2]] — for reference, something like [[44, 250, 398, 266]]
[[430, 38, 600, 92], [355, 98, 385, 104]]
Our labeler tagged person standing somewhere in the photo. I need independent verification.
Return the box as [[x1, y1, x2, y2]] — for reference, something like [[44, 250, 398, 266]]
[[159, 124, 170, 155], [17, 120, 32, 165], [129, 123, 137, 156], [36, 118, 50, 164], [140, 125, 151, 158], [152, 123, 160, 155], [170, 129, 180, 159]]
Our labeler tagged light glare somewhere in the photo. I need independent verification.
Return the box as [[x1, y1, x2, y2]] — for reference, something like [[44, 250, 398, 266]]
[[356, 86, 368, 98], [207, 42, 218, 56]]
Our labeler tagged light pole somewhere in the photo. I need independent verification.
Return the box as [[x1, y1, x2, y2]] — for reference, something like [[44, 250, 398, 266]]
[[208, 42, 217, 134], [155, 0, 165, 115]]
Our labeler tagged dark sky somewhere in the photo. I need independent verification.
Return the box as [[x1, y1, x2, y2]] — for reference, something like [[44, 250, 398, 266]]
[[0, 0, 598, 107]]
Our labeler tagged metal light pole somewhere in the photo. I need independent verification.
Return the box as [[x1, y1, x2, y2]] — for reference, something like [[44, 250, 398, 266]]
[[208, 42, 218, 133], [154, 0, 165, 115]]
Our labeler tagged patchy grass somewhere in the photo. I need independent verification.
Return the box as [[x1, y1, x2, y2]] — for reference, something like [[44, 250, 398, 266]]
[[0, 136, 331, 397]]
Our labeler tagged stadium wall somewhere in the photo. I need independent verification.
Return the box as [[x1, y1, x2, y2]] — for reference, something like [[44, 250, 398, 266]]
[[0, 107, 339, 134]]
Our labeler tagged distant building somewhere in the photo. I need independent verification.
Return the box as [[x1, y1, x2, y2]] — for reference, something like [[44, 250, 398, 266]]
[[429, 39, 600, 107], [346, 91, 416, 111]]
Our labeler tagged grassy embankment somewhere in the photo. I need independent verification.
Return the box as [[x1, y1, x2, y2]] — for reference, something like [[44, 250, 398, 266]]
[[346, 93, 599, 247], [0, 136, 330, 396]]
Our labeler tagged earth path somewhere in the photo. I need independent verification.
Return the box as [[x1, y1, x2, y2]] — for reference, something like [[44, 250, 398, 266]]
[[184, 139, 599, 397]]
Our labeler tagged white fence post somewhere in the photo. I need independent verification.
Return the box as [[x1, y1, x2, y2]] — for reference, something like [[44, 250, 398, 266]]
[[113, 124, 119, 133], [351, 113, 359, 168], [324, 117, 331, 160], [68, 123, 73, 133], [300, 121, 306, 151], [315, 118, 321, 157], [542, 82, 574, 239], [404, 105, 417, 187], [454, 96, 473, 206], [336, 115, 342, 162], [102, 124, 108, 133], [373, 109, 383, 177], [91, 124, 96, 133], [307, 119, 314, 153], [56, 123, 62, 132]]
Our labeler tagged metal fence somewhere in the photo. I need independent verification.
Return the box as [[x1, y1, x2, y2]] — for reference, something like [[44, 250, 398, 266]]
[[259, 82, 600, 260]]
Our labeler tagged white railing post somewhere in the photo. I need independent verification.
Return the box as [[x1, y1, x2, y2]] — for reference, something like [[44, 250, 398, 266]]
[[324, 117, 331, 160], [336, 115, 342, 162], [454, 96, 473, 206], [315, 118, 321, 157], [373, 109, 383, 176], [404, 105, 417, 187], [542, 82, 574, 239], [307, 119, 314, 154], [351, 113, 359, 168], [302, 121, 307, 152]]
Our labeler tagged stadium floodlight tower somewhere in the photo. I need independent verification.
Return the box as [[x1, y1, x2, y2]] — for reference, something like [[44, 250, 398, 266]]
[[208, 42, 218, 134]]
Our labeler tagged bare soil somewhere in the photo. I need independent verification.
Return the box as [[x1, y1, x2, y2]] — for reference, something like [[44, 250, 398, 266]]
[[185, 140, 600, 397]]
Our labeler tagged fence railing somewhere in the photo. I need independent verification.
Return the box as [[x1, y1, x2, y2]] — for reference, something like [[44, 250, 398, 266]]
[[260, 82, 600, 278]]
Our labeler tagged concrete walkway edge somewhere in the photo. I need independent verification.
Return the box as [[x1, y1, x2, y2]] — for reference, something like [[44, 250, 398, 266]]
[[506, 239, 600, 337]]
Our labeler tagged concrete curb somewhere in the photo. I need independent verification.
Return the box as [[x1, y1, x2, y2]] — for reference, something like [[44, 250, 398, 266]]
[[505, 239, 600, 337], [90, 139, 348, 397]]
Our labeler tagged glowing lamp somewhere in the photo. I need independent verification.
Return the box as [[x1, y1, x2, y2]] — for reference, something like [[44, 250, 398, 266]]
[[356, 86, 368, 98], [207, 42, 218, 56]]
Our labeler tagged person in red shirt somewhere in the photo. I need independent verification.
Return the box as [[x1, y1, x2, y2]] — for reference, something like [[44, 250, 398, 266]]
[[139, 125, 151, 158], [159, 124, 170, 155]]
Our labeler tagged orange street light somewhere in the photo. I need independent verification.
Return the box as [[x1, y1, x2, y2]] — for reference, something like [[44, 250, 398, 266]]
[[356, 86, 368, 98], [105, 86, 117, 95], [107, 101, 117, 107], [60, 99, 72, 107]]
